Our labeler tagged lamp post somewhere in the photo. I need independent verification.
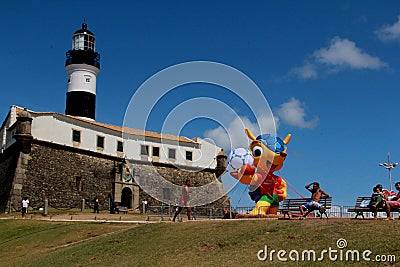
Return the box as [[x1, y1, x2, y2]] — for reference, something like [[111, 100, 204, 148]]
[[379, 152, 398, 192]]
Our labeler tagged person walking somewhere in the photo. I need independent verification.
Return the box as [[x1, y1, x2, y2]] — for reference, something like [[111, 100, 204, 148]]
[[21, 197, 29, 219], [172, 179, 191, 222], [93, 196, 100, 213]]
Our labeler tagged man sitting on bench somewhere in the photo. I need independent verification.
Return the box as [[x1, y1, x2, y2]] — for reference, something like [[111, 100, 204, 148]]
[[300, 182, 330, 218]]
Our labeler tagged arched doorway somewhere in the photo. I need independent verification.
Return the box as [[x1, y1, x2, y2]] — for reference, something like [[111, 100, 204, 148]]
[[121, 187, 132, 209]]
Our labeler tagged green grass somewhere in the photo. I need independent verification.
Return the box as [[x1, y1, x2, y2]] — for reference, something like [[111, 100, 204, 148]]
[[1, 218, 399, 266]]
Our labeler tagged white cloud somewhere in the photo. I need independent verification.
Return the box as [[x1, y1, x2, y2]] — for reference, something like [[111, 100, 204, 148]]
[[203, 115, 278, 151], [204, 99, 318, 150], [314, 37, 387, 70], [287, 36, 388, 80], [275, 97, 319, 129], [289, 62, 318, 79], [375, 16, 400, 42]]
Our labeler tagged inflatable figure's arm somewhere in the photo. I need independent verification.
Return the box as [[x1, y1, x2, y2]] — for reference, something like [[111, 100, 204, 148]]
[[230, 164, 257, 184], [275, 177, 287, 202]]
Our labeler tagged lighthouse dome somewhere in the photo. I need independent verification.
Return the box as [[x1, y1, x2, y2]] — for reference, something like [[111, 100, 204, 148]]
[[74, 23, 94, 36]]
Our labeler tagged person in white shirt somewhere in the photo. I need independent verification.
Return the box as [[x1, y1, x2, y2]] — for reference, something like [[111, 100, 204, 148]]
[[21, 197, 29, 218]]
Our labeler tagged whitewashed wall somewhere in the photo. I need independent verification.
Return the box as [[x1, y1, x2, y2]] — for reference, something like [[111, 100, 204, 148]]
[[0, 106, 221, 169], [0, 106, 18, 151], [29, 114, 219, 169]]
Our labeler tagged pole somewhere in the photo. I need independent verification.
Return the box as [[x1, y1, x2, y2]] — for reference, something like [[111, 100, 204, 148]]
[[44, 199, 48, 216], [81, 199, 85, 212], [380, 153, 397, 192], [229, 197, 232, 219]]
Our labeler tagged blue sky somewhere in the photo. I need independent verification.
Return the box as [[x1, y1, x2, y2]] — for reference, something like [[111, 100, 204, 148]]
[[1, 1, 400, 207]]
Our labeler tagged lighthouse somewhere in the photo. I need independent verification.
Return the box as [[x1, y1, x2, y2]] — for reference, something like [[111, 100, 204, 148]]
[[65, 23, 100, 120]]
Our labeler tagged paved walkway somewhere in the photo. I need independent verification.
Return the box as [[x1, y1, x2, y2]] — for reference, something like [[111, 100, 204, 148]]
[[1, 212, 158, 223], [1, 211, 242, 224]]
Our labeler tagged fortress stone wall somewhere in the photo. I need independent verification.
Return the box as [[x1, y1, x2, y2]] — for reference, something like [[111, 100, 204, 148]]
[[0, 139, 228, 214]]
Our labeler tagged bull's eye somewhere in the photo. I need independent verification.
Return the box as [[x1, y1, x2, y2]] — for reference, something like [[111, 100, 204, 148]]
[[252, 146, 263, 157]]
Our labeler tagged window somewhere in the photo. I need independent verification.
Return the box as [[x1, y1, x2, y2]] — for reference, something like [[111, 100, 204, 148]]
[[72, 130, 81, 143], [73, 34, 84, 50], [168, 148, 176, 159], [141, 145, 149, 155], [117, 141, 124, 152], [152, 147, 160, 157], [163, 188, 170, 200], [97, 136, 104, 148], [72, 34, 95, 51], [186, 151, 193, 161], [85, 77, 90, 83], [75, 176, 83, 192]]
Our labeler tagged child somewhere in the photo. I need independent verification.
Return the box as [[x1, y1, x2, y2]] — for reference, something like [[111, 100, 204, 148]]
[[369, 186, 387, 219]]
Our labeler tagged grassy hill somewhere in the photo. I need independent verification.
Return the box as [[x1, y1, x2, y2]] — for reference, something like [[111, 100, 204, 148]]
[[0, 218, 399, 266]]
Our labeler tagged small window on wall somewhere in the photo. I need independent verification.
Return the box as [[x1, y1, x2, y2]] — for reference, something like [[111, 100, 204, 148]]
[[117, 141, 124, 152], [168, 148, 176, 159], [163, 188, 170, 200], [97, 136, 104, 148], [84, 75, 91, 83], [141, 145, 149, 155], [152, 147, 160, 157], [72, 130, 81, 143], [75, 176, 83, 192], [186, 151, 193, 161]]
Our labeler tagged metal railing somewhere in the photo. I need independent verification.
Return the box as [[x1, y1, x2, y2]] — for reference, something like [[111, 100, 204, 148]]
[[146, 205, 225, 220], [8, 200, 399, 219]]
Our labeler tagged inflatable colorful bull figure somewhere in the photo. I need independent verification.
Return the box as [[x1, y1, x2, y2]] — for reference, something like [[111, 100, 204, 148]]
[[229, 129, 291, 217]]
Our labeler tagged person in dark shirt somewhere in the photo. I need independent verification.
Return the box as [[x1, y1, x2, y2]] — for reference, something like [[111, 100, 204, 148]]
[[369, 184, 389, 219], [93, 196, 100, 213]]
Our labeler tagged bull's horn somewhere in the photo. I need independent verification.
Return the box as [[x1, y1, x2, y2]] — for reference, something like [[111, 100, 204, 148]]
[[245, 128, 257, 141], [283, 134, 292, 145]]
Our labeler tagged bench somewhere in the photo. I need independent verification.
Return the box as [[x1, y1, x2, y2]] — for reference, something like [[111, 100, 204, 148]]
[[278, 197, 332, 219], [347, 196, 371, 219], [115, 205, 128, 214], [347, 196, 399, 219]]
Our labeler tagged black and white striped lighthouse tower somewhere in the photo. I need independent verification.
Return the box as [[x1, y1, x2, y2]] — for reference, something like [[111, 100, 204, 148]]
[[65, 23, 100, 120]]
